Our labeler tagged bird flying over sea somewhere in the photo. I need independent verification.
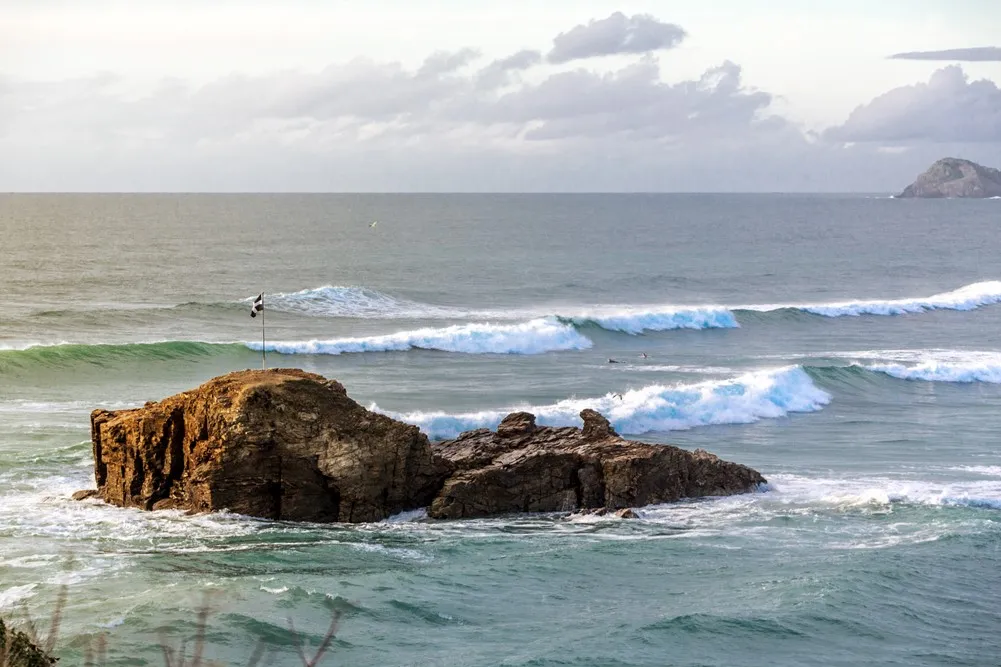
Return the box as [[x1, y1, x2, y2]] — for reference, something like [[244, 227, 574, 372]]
[[370, 221, 378, 228]]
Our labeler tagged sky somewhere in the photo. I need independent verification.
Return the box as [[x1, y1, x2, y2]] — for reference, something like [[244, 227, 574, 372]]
[[1, 0, 1000, 192]]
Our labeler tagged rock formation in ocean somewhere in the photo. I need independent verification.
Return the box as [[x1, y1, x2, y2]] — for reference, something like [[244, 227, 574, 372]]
[[429, 410, 764, 519], [88, 369, 446, 523], [81, 369, 765, 522], [897, 158, 1001, 198]]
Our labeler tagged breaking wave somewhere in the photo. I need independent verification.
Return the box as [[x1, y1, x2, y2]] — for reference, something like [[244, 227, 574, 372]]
[[750, 280, 1001, 318], [248, 280, 1001, 333], [376, 366, 831, 440], [845, 349, 1001, 384], [866, 360, 1001, 384], [249, 318, 591, 356], [26, 281, 998, 337], [559, 307, 738, 333]]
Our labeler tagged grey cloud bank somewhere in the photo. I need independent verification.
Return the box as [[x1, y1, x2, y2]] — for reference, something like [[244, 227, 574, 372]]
[[890, 47, 1001, 62], [0, 12, 998, 192]]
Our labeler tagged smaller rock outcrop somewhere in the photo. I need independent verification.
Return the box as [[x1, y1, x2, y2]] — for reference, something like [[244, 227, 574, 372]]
[[428, 411, 765, 519], [897, 158, 1001, 198]]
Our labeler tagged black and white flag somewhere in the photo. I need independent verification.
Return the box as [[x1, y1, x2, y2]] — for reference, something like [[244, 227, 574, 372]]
[[250, 293, 263, 318]]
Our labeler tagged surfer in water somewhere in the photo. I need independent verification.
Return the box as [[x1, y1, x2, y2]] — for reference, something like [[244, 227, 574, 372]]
[[608, 358, 621, 364]]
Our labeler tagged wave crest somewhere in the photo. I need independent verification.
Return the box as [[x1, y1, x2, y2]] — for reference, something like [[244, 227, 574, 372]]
[[377, 366, 830, 440], [865, 355, 1001, 383], [247, 318, 591, 356], [561, 307, 738, 334], [788, 280, 1001, 318]]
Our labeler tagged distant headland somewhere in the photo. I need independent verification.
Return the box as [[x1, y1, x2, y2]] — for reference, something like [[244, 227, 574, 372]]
[[896, 158, 1001, 198]]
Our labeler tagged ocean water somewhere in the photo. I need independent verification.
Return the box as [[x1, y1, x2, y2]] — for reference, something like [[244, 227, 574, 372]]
[[1, 193, 1000, 666]]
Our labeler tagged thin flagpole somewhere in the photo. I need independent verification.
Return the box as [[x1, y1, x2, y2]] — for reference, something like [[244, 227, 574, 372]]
[[261, 293, 266, 370]]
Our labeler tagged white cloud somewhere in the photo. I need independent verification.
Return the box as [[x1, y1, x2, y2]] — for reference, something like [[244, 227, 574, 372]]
[[827, 66, 1001, 143]]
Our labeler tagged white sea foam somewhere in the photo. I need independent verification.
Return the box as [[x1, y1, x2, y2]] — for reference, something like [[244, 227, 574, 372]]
[[383, 508, 429, 523], [261, 585, 289, 595], [376, 366, 831, 440], [763, 473, 1001, 511], [0, 474, 264, 545], [349, 542, 431, 562], [247, 318, 591, 356], [0, 584, 37, 610], [261, 285, 468, 319], [950, 466, 1001, 477]]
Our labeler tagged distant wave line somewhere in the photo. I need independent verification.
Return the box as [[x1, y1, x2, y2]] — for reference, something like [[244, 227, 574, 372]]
[[257, 281, 1001, 333]]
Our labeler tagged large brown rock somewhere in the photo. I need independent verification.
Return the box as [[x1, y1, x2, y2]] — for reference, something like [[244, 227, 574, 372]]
[[428, 409, 765, 519], [82, 370, 766, 523], [87, 369, 446, 522]]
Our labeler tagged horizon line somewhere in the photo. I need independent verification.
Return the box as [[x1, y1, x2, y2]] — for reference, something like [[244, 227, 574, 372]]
[[0, 190, 897, 196]]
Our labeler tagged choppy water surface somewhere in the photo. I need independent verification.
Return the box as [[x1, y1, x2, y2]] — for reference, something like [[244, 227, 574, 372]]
[[1, 194, 1000, 666]]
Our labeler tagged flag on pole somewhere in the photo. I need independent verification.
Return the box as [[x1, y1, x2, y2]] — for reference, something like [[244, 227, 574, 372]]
[[251, 293, 263, 318]]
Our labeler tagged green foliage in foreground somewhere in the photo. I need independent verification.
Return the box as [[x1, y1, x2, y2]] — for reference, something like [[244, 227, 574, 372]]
[[1, 590, 340, 667], [0, 618, 57, 667]]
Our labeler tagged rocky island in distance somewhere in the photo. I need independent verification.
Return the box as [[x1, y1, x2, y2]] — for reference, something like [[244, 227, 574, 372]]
[[896, 157, 1001, 198], [75, 369, 766, 522]]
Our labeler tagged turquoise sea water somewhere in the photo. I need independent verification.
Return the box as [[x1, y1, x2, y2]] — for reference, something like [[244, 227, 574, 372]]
[[1, 194, 1000, 666]]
